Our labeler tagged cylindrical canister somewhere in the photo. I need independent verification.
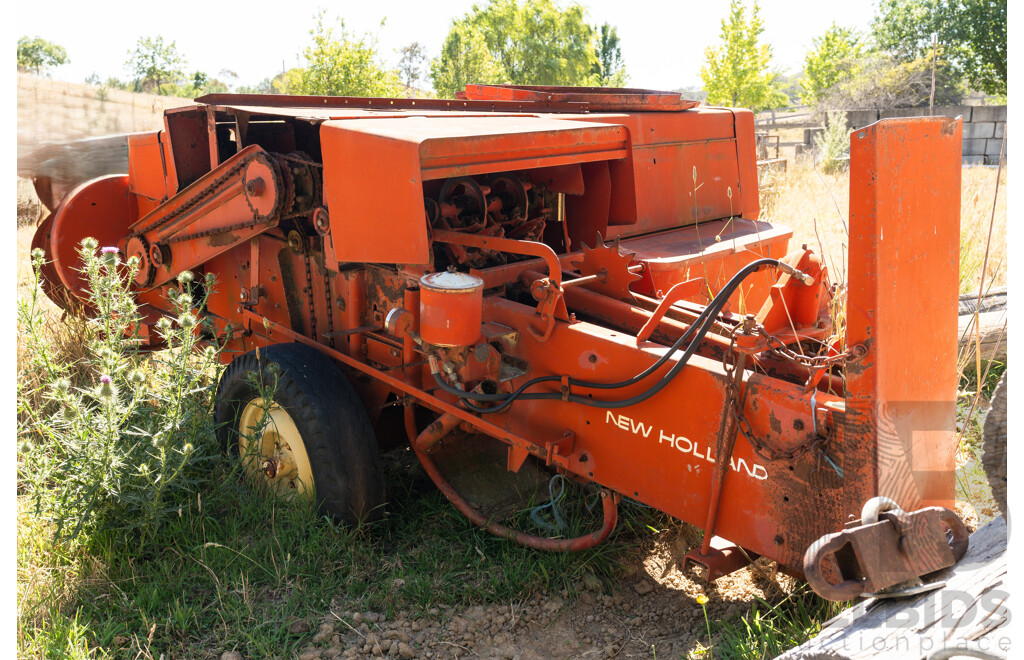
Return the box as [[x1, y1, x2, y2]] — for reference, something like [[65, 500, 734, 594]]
[[419, 272, 484, 347]]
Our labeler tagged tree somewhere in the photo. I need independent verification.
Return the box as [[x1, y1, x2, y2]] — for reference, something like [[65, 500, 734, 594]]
[[17, 37, 69, 75], [700, 0, 788, 111], [127, 36, 185, 95], [432, 0, 599, 97], [431, 24, 505, 98], [818, 52, 964, 110], [591, 23, 628, 86], [398, 42, 428, 90], [872, 0, 1006, 96], [283, 11, 403, 97], [802, 24, 864, 106]]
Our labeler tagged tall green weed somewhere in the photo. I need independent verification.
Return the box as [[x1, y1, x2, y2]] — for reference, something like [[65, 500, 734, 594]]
[[17, 239, 223, 548]]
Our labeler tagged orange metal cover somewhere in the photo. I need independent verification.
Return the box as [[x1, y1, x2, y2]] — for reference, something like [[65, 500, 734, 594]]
[[320, 115, 630, 265]]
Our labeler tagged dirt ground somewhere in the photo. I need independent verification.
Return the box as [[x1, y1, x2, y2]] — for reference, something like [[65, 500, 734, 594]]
[[271, 537, 799, 660], [269, 504, 980, 660]]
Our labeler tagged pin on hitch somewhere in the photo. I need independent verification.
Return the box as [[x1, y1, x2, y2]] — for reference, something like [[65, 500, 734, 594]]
[[802, 496, 969, 602]]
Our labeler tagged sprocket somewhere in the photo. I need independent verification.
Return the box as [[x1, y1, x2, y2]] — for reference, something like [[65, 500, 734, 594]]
[[569, 232, 641, 302]]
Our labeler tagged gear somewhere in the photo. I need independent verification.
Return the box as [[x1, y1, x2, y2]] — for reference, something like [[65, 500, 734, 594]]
[[242, 152, 286, 221], [570, 232, 641, 302], [125, 234, 154, 287]]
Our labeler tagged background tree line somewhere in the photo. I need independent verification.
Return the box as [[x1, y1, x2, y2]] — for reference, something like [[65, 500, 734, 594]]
[[700, 0, 1006, 115], [18, 0, 1005, 113], [18, 0, 628, 100]]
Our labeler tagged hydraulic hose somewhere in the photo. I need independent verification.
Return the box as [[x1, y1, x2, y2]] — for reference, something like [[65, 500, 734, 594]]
[[403, 406, 620, 551], [435, 257, 785, 413]]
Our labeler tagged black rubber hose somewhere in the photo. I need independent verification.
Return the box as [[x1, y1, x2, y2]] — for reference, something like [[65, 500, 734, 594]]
[[435, 257, 779, 403], [566, 257, 778, 390], [450, 294, 724, 414], [435, 257, 781, 413]]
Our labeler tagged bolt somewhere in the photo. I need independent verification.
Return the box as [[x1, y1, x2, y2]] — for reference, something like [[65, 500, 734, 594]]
[[245, 178, 265, 197], [588, 353, 598, 363], [774, 535, 785, 546]]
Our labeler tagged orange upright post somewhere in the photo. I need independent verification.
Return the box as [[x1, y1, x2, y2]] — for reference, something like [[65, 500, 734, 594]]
[[845, 117, 963, 511]]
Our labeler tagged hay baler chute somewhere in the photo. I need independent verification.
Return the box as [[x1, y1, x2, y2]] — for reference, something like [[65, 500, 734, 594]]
[[33, 86, 967, 596]]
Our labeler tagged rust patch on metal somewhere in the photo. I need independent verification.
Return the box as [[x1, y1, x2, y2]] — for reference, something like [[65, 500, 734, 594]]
[[208, 232, 239, 247]]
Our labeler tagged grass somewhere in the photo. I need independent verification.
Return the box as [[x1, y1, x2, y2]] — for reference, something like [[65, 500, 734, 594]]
[[761, 161, 1007, 296], [18, 448, 664, 658], [710, 589, 849, 659]]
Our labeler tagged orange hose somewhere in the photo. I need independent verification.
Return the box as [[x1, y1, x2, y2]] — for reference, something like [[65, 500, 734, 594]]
[[404, 406, 618, 551]]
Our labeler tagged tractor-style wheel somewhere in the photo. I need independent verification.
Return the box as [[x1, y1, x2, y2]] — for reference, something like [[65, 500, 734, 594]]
[[215, 343, 385, 523], [982, 373, 1007, 518]]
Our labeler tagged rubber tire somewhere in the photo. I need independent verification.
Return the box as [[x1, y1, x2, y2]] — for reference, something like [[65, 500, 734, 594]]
[[982, 373, 1007, 518], [215, 342, 385, 524]]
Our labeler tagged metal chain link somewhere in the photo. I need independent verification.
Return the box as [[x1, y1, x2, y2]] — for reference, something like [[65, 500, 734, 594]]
[[724, 329, 834, 463], [764, 333, 864, 369], [133, 154, 254, 236], [292, 222, 318, 343]]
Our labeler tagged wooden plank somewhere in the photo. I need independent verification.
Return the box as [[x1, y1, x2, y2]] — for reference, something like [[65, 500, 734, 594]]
[[958, 287, 1007, 316], [780, 516, 1009, 659], [958, 309, 1007, 365]]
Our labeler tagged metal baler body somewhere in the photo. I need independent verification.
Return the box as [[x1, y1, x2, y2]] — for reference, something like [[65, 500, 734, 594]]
[[33, 87, 962, 578]]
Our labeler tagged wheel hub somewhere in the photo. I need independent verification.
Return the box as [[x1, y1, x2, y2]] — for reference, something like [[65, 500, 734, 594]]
[[238, 398, 315, 500]]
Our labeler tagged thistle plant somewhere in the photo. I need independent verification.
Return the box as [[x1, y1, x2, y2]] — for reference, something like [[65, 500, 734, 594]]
[[17, 239, 223, 548]]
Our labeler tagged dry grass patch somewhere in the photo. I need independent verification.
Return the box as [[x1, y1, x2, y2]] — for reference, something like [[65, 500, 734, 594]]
[[762, 161, 1007, 294]]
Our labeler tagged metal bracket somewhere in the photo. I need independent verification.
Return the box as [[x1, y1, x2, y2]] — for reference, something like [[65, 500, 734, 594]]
[[803, 497, 969, 601]]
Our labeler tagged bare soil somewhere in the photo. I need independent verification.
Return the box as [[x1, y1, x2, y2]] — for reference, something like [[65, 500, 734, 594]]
[[273, 534, 798, 660]]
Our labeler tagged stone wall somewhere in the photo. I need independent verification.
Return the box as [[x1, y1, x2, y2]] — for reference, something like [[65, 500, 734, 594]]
[[844, 106, 1006, 165]]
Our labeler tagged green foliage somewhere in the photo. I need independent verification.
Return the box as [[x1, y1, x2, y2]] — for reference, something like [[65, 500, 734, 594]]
[[127, 36, 185, 95], [873, 0, 1006, 96], [819, 51, 964, 110], [591, 23, 628, 87], [813, 110, 850, 174], [700, 0, 789, 111], [432, 0, 602, 97], [431, 24, 506, 98], [802, 24, 864, 107], [714, 591, 849, 658], [18, 432, 669, 656], [237, 77, 278, 95], [17, 36, 69, 75], [18, 242, 222, 547], [282, 11, 403, 97]]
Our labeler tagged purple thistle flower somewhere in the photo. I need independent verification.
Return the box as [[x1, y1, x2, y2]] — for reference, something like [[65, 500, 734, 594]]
[[101, 246, 119, 254], [100, 374, 112, 385]]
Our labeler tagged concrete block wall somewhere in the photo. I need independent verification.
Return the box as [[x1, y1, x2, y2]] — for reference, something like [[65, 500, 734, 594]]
[[840, 106, 1006, 164]]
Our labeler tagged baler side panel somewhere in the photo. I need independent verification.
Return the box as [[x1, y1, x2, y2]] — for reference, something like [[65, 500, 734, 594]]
[[566, 109, 753, 237], [846, 117, 962, 511], [320, 116, 633, 265]]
